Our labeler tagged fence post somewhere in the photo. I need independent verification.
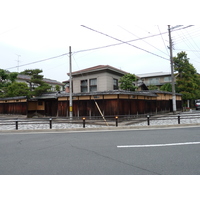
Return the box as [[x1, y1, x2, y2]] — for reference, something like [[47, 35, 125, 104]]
[[83, 117, 86, 128], [15, 119, 18, 130], [178, 114, 180, 124], [147, 115, 150, 126], [115, 116, 118, 127], [49, 118, 52, 129]]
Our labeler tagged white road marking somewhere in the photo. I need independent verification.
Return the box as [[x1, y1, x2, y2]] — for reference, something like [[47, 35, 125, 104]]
[[117, 141, 200, 148]]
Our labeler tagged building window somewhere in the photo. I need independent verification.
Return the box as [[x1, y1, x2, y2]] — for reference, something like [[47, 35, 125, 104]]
[[149, 78, 160, 85], [164, 76, 172, 82], [113, 79, 118, 90], [89, 78, 97, 92], [81, 80, 88, 93]]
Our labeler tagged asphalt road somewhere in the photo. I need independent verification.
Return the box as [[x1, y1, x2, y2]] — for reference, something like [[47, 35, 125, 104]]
[[0, 126, 200, 175]]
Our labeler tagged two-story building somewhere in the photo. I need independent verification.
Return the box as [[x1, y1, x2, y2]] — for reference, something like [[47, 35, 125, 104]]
[[64, 65, 148, 92], [136, 72, 173, 89], [66, 65, 128, 93]]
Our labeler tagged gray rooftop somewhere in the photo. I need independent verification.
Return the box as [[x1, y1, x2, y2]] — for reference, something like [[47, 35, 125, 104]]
[[17, 74, 64, 86], [137, 72, 171, 78]]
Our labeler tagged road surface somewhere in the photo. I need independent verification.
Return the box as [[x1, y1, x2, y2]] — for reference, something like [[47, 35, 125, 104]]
[[0, 126, 200, 175]]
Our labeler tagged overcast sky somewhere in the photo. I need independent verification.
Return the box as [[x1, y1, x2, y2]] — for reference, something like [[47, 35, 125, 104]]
[[0, 0, 200, 82]]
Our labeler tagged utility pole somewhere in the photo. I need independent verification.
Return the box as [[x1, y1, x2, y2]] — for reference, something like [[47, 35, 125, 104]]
[[69, 46, 73, 119], [168, 25, 177, 114]]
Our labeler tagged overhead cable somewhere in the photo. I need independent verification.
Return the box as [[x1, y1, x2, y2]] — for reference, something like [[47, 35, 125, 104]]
[[81, 25, 169, 61], [119, 25, 169, 56], [5, 53, 69, 70], [5, 25, 194, 70]]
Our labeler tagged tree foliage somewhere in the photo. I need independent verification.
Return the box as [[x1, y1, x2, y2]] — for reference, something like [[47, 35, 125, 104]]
[[55, 85, 61, 92], [0, 68, 51, 98], [160, 83, 173, 92], [160, 83, 180, 93], [173, 51, 200, 100], [0, 70, 19, 97], [119, 73, 138, 91], [6, 82, 30, 97], [20, 69, 51, 96], [148, 85, 159, 90]]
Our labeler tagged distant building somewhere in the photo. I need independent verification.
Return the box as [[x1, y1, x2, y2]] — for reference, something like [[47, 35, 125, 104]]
[[137, 72, 173, 89], [17, 74, 65, 92]]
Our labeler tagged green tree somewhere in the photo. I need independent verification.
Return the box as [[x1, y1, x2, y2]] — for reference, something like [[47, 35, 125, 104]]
[[119, 73, 138, 91], [0, 69, 9, 83], [173, 51, 200, 104], [148, 85, 159, 90], [55, 85, 61, 92], [0, 69, 19, 97], [160, 83, 172, 92], [20, 69, 51, 96], [9, 72, 18, 83], [6, 82, 30, 97]]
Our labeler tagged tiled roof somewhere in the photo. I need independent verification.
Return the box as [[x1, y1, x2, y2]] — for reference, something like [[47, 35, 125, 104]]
[[31, 89, 182, 100], [57, 90, 158, 97], [69, 65, 128, 76]]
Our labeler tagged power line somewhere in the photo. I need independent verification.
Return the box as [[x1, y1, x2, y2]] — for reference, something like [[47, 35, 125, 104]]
[[81, 25, 170, 61], [6, 35, 171, 71], [118, 25, 169, 56], [157, 25, 169, 56], [174, 49, 200, 52], [4, 25, 195, 71], [176, 28, 200, 60], [73, 29, 174, 54], [5, 53, 69, 70]]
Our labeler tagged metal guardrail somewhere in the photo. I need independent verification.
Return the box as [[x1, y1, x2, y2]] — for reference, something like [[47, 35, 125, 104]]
[[0, 113, 200, 130]]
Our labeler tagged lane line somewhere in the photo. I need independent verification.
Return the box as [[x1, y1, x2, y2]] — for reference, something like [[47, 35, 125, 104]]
[[117, 142, 200, 148]]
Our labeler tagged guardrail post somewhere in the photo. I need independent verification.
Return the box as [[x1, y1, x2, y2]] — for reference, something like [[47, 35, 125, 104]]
[[15, 119, 18, 130], [49, 118, 52, 129], [178, 115, 180, 124], [115, 116, 118, 127], [83, 117, 86, 128], [147, 115, 150, 126]]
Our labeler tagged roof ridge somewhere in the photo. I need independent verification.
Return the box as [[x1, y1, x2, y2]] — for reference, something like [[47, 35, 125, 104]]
[[70, 65, 128, 75]]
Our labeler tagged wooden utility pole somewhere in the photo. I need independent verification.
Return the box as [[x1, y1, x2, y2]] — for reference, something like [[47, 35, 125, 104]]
[[168, 25, 177, 114], [69, 46, 73, 119]]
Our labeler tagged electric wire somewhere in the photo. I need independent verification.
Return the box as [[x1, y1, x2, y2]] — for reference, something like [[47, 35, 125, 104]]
[[5, 53, 69, 70], [178, 29, 200, 60], [185, 28, 200, 52], [4, 25, 195, 71], [171, 25, 200, 64], [81, 25, 169, 61], [157, 25, 169, 56], [118, 25, 169, 56]]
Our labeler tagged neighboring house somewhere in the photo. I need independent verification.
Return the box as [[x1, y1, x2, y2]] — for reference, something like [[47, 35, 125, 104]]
[[17, 74, 65, 92], [137, 72, 173, 89], [68, 65, 128, 93], [62, 80, 70, 93]]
